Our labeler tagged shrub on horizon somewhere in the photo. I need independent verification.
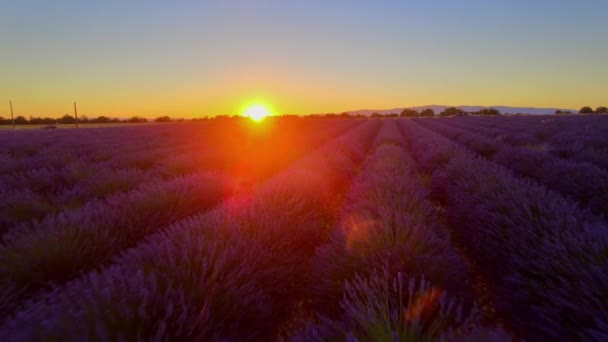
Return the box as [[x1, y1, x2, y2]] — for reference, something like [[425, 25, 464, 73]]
[[400, 108, 419, 117], [440, 107, 464, 116], [479, 108, 501, 116], [155, 116, 171, 122], [420, 108, 435, 117]]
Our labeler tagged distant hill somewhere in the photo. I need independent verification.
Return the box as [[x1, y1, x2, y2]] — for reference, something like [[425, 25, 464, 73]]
[[346, 105, 578, 116]]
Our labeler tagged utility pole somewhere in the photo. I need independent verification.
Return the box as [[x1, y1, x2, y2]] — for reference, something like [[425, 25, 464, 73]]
[[9, 100, 15, 129], [74, 101, 79, 128]]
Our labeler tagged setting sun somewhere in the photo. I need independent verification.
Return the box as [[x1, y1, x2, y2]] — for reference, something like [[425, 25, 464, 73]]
[[244, 104, 271, 122]]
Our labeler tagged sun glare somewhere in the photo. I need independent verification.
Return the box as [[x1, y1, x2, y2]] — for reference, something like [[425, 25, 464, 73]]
[[244, 104, 271, 122]]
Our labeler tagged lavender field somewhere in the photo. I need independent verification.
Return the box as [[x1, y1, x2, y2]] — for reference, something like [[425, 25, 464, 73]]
[[0, 116, 607, 341]]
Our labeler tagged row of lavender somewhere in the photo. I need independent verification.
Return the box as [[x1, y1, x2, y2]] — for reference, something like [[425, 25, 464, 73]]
[[292, 120, 492, 340], [0, 124, 222, 230], [455, 115, 608, 169], [1, 121, 503, 341], [1, 117, 606, 340], [414, 117, 608, 216], [0, 119, 356, 232], [0, 141, 211, 231], [0, 124, 200, 171], [0, 119, 360, 322], [0, 120, 382, 340], [399, 119, 608, 340]]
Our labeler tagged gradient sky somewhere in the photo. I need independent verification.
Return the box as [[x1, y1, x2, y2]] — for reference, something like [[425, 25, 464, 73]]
[[1, 0, 607, 118]]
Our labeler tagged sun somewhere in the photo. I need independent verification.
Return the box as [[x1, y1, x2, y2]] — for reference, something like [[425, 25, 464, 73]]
[[244, 104, 271, 122]]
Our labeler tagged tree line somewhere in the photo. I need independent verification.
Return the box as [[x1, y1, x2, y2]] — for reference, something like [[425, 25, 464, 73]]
[[576, 106, 608, 114], [0, 115, 177, 125], [400, 107, 500, 117], [3, 107, 604, 125]]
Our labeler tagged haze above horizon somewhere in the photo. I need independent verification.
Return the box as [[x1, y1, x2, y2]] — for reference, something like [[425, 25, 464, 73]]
[[1, 1, 607, 117]]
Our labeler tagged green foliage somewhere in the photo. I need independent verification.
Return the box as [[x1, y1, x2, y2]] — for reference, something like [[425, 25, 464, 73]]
[[94, 116, 112, 123], [595, 106, 607, 113], [440, 107, 464, 116], [479, 108, 500, 116], [28, 117, 56, 124], [58, 115, 76, 124], [339, 269, 478, 341], [579, 106, 594, 114], [14, 116, 28, 125], [125, 116, 148, 123], [155, 116, 171, 122], [400, 109, 418, 117], [420, 109, 435, 117]]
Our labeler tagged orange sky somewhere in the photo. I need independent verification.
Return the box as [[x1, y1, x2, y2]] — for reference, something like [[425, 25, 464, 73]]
[[1, 2, 607, 118]]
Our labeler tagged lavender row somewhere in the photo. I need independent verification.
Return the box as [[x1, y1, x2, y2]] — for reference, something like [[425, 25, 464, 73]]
[[0, 172, 236, 319], [0, 119, 358, 232], [295, 120, 478, 340], [0, 138, 200, 197], [0, 143, 205, 231], [294, 270, 507, 342], [1, 119, 358, 231], [458, 115, 608, 154], [0, 120, 261, 178], [1, 118, 357, 190], [0, 120, 381, 341], [0, 122, 246, 195], [0, 120, 361, 318], [0, 124, 202, 173], [440, 116, 608, 170], [401, 119, 608, 340], [0, 122, 226, 159], [460, 115, 608, 162], [415, 118, 608, 216], [0, 167, 150, 233], [461, 114, 608, 133], [0, 143, 236, 231]]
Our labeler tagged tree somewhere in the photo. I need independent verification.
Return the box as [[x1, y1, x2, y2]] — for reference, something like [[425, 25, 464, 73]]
[[29, 117, 55, 124], [479, 108, 500, 116], [370, 112, 384, 118], [14, 116, 28, 125], [0, 116, 9, 125], [440, 107, 464, 116], [339, 112, 352, 118], [125, 116, 147, 123], [579, 106, 594, 114], [387, 113, 399, 117], [155, 116, 171, 122], [595, 106, 608, 114], [58, 114, 76, 124], [94, 116, 111, 123], [400, 109, 418, 117], [420, 108, 435, 117]]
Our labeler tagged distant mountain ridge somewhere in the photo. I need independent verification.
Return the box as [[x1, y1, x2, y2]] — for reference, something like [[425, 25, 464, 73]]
[[347, 105, 577, 116]]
